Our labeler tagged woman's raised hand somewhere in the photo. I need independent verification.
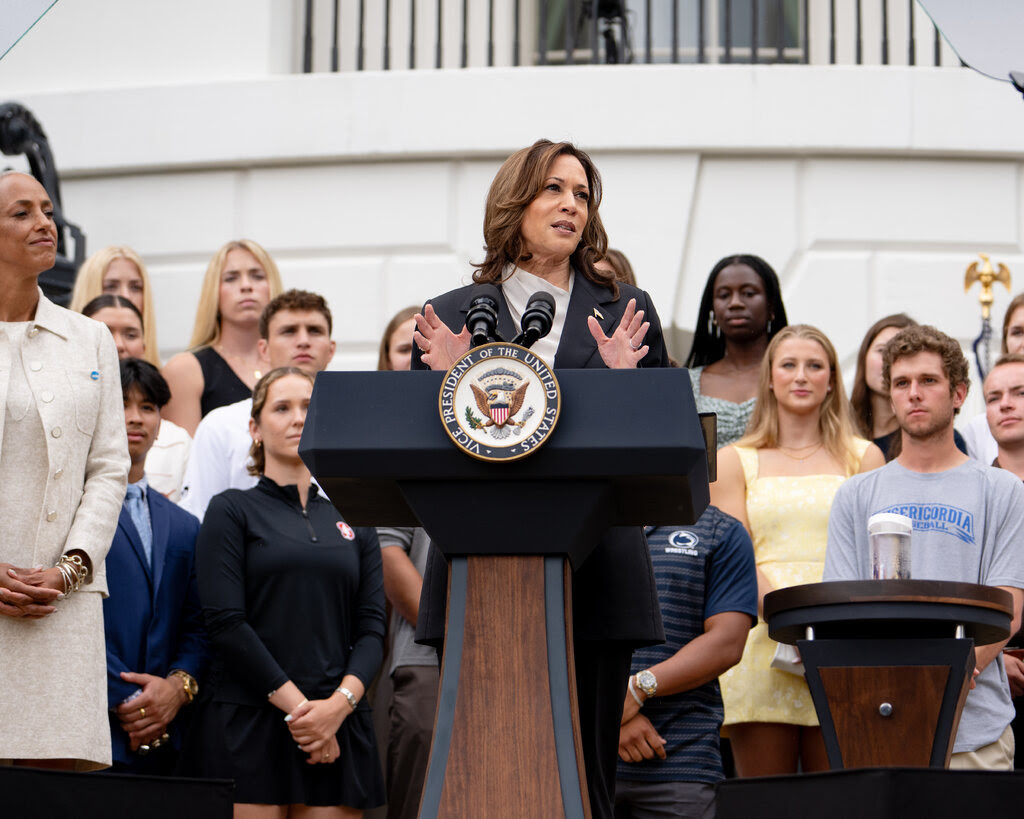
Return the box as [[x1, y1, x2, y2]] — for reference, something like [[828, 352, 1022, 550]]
[[587, 298, 650, 369], [413, 304, 472, 372]]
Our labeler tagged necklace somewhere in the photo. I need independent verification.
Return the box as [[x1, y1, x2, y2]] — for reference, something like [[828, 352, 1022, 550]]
[[215, 345, 262, 381], [776, 441, 823, 462]]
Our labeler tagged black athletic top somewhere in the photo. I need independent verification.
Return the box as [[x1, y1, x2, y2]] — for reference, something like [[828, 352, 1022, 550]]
[[196, 477, 385, 705], [194, 346, 251, 418]]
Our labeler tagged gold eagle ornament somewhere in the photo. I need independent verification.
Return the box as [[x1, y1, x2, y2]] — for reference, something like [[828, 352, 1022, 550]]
[[964, 253, 1011, 320]]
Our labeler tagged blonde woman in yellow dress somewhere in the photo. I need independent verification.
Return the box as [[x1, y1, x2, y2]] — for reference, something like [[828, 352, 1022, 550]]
[[709, 324, 884, 776]]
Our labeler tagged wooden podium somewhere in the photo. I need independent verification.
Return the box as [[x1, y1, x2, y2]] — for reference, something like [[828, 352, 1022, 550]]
[[764, 580, 1013, 768], [300, 368, 710, 818]]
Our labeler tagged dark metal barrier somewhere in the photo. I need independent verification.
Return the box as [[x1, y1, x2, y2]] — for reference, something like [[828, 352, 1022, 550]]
[[301, 1, 953, 73]]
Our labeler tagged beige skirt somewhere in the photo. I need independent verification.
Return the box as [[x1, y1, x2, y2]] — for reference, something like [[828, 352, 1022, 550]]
[[0, 589, 110, 769]]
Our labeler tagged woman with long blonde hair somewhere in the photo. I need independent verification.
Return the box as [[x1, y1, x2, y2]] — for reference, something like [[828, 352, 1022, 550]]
[[70, 245, 161, 366], [161, 239, 283, 435], [710, 324, 884, 777]]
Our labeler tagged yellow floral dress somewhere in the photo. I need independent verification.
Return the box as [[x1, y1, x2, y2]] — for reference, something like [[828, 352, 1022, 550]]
[[720, 440, 869, 729]]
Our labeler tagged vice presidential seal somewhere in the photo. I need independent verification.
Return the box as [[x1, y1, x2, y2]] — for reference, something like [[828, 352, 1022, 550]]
[[439, 342, 560, 462]]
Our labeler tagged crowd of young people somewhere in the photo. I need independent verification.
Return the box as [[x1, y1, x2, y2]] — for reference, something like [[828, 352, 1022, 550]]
[[3, 145, 1023, 819]]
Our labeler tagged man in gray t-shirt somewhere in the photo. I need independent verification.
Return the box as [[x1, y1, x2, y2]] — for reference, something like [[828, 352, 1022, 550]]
[[824, 325, 1024, 768]]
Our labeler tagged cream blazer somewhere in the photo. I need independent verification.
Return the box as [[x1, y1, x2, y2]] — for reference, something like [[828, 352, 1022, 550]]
[[0, 291, 129, 590], [0, 292, 128, 767]]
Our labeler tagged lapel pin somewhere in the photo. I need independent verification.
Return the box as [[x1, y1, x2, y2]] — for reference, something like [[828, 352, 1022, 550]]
[[593, 308, 604, 320]]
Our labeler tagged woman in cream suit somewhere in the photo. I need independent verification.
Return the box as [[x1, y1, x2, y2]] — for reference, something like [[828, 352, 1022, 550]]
[[0, 172, 129, 770]]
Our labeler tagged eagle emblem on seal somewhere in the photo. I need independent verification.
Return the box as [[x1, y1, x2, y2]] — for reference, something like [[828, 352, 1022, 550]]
[[467, 366, 534, 439], [471, 381, 528, 427]]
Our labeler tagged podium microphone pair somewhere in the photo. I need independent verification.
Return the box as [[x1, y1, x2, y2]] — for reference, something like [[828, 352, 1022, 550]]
[[466, 284, 556, 350]]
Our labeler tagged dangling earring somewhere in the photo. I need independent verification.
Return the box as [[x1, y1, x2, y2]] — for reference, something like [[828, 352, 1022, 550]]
[[767, 317, 773, 335], [708, 314, 720, 339]]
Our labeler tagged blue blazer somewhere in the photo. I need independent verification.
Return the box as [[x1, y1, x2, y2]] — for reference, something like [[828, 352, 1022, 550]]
[[103, 487, 206, 766]]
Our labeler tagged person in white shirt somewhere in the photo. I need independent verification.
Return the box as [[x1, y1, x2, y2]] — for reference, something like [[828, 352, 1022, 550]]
[[985, 353, 1024, 479], [962, 293, 1024, 463], [983, 353, 1024, 751], [179, 290, 335, 520]]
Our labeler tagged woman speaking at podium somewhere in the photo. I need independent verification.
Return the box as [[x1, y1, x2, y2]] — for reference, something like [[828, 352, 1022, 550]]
[[412, 139, 669, 818]]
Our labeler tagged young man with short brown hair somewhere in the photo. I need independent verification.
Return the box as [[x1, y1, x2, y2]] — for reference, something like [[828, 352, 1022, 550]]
[[825, 326, 1024, 769]]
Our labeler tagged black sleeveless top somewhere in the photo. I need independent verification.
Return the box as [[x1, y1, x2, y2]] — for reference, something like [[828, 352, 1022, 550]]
[[194, 346, 251, 417]]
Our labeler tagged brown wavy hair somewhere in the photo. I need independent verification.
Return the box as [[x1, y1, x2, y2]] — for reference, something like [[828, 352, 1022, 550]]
[[247, 367, 314, 476], [849, 313, 917, 439], [597, 248, 637, 286], [472, 139, 615, 298], [881, 325, 970, 409], [738, 324, 862, 475], [258, 289, 333, 339]]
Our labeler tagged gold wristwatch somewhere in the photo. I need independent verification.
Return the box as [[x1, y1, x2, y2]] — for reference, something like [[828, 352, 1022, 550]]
[[170, 669, 199, 703], [636, 668, 658, 698]]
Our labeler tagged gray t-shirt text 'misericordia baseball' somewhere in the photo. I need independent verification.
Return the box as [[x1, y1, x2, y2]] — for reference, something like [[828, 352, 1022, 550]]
[[824, 458, 1024, 753]]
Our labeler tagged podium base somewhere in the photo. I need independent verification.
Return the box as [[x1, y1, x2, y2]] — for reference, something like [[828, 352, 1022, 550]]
[[419, 555, 591, 819], [800, 638, 973, 768]]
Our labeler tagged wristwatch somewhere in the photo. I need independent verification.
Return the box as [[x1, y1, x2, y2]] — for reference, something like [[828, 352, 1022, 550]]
[[636, 669, 658, 699], [170, 669, 199, 703], [337, 685, 358, 710]]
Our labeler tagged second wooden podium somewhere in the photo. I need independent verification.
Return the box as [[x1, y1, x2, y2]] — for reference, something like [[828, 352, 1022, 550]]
[[764, 579, 1013, 768]]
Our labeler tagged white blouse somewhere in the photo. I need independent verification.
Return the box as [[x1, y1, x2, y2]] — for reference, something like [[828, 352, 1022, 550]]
[[502, 265, 574, 368]]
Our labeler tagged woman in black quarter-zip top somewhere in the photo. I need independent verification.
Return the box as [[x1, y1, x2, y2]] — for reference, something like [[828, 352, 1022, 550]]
[[189, 367, 385, 818]]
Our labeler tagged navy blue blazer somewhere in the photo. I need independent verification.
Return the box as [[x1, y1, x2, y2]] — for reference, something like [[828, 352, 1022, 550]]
[[411, 274, 670, 371], [412, 273, 667, 647], [103, 486, 206, 766]]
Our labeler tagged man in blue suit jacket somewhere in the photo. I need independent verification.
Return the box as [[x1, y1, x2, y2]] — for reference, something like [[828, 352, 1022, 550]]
[[104, 358, 206, 773]]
